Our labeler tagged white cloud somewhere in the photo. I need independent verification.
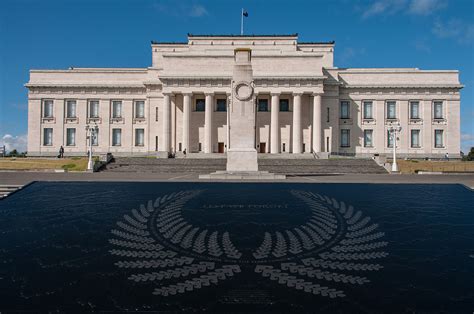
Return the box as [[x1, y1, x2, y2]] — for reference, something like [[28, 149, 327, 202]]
[[432, 19, 474, 44], [413, 40, 431, 53], [188, 4, 208, 17], [408, 0, 446, 15], [362, 0, 407, 19], [154, 1, 208, 18], [361, 0, 445, 18], [461, 133, 474, 154], [0, 134, 28, 153]]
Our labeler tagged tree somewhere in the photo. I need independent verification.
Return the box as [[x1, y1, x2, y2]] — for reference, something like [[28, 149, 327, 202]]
[[463, 147, 474, 161]]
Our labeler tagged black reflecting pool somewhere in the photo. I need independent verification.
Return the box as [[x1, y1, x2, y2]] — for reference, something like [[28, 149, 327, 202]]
[[0, 182, 473, 313]]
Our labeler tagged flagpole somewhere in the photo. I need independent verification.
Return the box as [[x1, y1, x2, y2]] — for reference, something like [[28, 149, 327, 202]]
[[241, 8, 243, 35]]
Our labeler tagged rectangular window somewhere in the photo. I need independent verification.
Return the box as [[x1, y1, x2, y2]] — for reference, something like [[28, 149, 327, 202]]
[[89, 100, 99, 118], [43, 100, 54, 118], [364, 130, 373, 147], [43, 128, 53, 146], [66, 128, 76, 146], [66, 100, 77, 118], [196, 99, 205, 112], [216, 99, 227, 112], [198, 143, 202, 151], [433, 101, 443, 119], [279, 99, 289, 112], [340, 129, 350, 147], [258, 99, 268, 112], [410, 101, 420, 119], [387, 130, 394, 148], [135, 129, 144, 146], [135, 101, 145, 118], [112, 101, 122, 118], [363, 101, 373, 119], [386, 101, 396, 119], [411, 130, 420, 148], [340, 101, 350, 119], [91, 129, 99, 146], [327, 107, 330, 122], [112, 129, 122, 146], [435, 130, 444, 148], [155, 107, 158, 121]]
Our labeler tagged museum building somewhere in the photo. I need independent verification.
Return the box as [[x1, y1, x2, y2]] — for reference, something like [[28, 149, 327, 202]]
[[26, 34, 462, 157]]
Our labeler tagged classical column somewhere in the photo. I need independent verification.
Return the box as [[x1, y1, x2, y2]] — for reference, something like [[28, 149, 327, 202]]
[[292, 93, 302, 153], [270, 93, 280, 154], [204, 93, 214, 153], [171, 95, 176, 152], [182, 93, 191, 153], [312, 93, 322, 153], [162, 93, 171, 153], [226, 93, 231, 152]]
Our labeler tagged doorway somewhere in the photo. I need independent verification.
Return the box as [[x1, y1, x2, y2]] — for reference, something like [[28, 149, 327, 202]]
[[218, 142, 225, 153], [259, 142, 266, 153]]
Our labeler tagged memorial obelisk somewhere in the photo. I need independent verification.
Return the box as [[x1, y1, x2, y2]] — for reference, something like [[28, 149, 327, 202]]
[[200, 48, 284, 179], [227, 48, 258, 172]]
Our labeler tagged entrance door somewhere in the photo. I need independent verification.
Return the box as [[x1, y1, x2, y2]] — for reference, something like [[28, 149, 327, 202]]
[[218, 142, 225, 153], [259, 143, 266, 153]]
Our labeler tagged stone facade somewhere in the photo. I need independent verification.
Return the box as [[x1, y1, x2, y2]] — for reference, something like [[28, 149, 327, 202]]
[[26, 34, 462, 158]]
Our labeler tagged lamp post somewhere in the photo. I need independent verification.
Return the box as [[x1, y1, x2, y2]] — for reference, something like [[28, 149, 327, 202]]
[[388, 123, 402, 172], [85, 122, 98, 172]]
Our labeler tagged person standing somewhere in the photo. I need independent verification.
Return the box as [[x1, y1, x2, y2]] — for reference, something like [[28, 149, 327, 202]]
[[183, 148, 187, 158], [59, 145, 64, 158]]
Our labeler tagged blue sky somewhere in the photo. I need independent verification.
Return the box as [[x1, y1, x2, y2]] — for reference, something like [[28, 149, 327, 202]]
[[0, 0, 473, 152]]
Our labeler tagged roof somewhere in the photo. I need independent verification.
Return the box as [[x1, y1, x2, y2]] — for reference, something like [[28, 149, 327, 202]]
[[187, 33, 299, 38], [299, 41, 335, 45], [151, 41, 187, 45]]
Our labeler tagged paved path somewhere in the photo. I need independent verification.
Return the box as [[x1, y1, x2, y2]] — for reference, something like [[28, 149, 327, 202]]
[[0, 171, 473, 189]]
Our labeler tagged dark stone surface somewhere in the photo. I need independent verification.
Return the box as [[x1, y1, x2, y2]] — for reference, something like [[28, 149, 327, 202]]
[[0, 182, 472, 313]]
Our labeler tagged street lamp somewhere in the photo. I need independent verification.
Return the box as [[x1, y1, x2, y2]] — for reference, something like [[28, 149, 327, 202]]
[[85, 122, 98, 172], [388, 123, 402, 172]]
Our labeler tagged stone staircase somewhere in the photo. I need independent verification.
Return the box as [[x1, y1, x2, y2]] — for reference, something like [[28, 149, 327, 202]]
[[103, 157, 387, 175], [0, 185, 24, 199]]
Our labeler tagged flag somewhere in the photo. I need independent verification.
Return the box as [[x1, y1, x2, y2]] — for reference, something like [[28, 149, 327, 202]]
[[243, 10, 248, 17]]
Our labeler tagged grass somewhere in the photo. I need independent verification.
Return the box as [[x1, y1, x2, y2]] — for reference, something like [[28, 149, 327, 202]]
[[0, 157, 89, 171], [395, 159, 474, 174]]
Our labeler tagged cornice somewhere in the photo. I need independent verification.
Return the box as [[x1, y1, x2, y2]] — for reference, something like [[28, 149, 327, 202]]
[[25, 83, 146, 88], [341, 84, 464, 89]]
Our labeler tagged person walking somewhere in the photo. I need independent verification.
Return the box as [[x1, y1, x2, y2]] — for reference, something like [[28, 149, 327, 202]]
[[59, 145, 64, 158]]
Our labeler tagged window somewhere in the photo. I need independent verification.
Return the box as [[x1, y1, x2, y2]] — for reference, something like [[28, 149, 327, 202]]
[[386, 101, 396, 119], [216, 99, 227, 112], [135, 129, 144, 146], [326, 107, 330, 122], [66, 128, 76, 146], [155, 107, 158, 121], [198, 143, 202, 151], [112, 129, 122, 146], [410, 101, 420, 119], [279, 99, 289, 112], [340, 101, 350, 119], [340, 129, 350, 147], [43, 128, 53, 146], [66, 100, 77, 118], [433, 101, 443, 119], [258, 99, 268, 112], [364, 130, 373, 147], [435, 130, 444, 148], [387, 130, 394, 148], [363, 101, 373, 119], [43, 100, 54, 118], [112, 101, 122, 118], [411, 130, 420, 148], [91, 129, 99, 146], [135, 101, 145, 118], [196, 99, 205, 112], [89, 100, 99, 118]]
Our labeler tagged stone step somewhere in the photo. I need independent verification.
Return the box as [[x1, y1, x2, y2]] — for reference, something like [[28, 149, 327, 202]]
[[0, 185, 24, 199], [103, 157, 387, 174]]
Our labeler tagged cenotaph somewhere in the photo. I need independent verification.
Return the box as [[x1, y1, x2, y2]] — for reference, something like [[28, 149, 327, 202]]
[[200, 49, 285, 180]]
